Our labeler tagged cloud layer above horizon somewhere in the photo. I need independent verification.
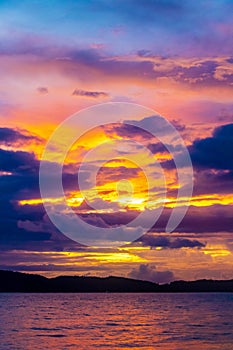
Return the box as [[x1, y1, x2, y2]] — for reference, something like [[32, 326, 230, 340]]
[[0, 0, 232, 281]]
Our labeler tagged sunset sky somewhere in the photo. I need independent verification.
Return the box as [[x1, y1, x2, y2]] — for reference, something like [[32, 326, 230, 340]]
[[0, 0, 233, 283]]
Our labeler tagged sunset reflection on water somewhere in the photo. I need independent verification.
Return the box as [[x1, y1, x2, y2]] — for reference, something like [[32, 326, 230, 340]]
[[0, 293, 233, 349]]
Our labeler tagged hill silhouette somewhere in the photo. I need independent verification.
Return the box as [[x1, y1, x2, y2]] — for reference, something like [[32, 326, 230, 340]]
[[0, 270, 233, 293]]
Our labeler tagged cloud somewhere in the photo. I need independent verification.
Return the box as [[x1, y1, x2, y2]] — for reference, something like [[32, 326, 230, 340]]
[[96, 165, 140, 186], [103, 116, 185, 146], [1, 120, 233, 252], [0, 147, 82, 250], [72, 89, 108, 98], [150, 205, 233, 233], [128, 264, 174, 284], [0, 206, 51, 246], [193, 169, 233, 196], [103, 122, 151, 140], [78, 213, 110, 228], [78, 202, 233, 234], [148, 142, 178, 154], [137, 234, 205, 249], [37, 86, 48, 94], [163, 122, 233, 171], [190, 123, 233, 170], [0, 148, 80, 200], [0, 199, 80, 251], [0, 148, 39, 174], [0, 263, 107, 272], [102, 54, 233, 86], [0, 127, 42, 146]]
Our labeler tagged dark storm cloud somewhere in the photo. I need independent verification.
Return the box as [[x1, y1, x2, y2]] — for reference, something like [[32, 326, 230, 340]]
[[0, 198, 80, 251], [190, 123, 233, 170], [0, 148, 41, 206], [0, 147, 80, 250], [161, 123, 233, 172], [72, 89, 108, 98], [128, 264, 175, 284], [0, 201, 51, 247], [0, 148, 80, 200], [0, 149, 38, 173]]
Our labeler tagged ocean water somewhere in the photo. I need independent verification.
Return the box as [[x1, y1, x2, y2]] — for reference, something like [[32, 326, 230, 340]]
[[0, 293, 232, 350]]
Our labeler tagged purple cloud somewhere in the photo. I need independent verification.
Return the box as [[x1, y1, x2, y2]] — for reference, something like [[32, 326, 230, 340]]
[[137, 234, 205, 249], [0, 127, 42, 146], [37, 86, 48, 94], [72, 89, 108, 98], [128, 264, 175, 284], [190, 123, 233, 170]]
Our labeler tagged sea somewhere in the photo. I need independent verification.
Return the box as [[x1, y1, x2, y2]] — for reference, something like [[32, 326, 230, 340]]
[[0, 293, 232, 349]]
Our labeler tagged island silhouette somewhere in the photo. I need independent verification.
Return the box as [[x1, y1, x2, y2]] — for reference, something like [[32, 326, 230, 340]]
[[1, 270, 233, 293]]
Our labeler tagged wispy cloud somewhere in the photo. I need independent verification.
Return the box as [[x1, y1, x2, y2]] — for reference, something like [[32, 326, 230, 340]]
[[72, 89, 108, 98]]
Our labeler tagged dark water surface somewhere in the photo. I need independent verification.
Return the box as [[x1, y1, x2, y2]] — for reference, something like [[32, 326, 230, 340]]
[[0, 293, 232, 349]]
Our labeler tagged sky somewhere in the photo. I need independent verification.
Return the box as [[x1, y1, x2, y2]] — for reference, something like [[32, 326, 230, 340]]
[[0, 0, 233, 283]]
